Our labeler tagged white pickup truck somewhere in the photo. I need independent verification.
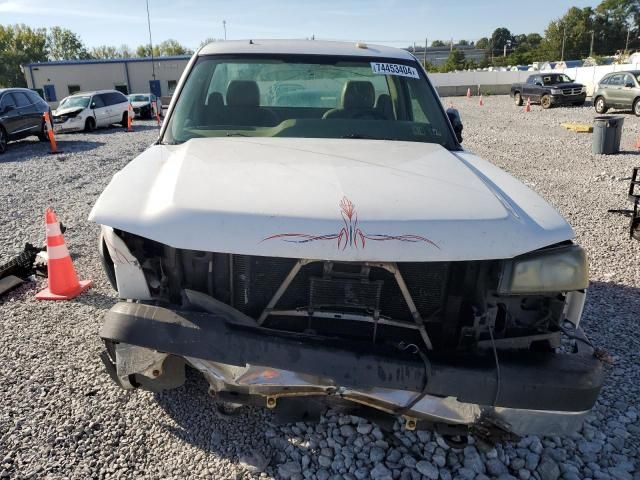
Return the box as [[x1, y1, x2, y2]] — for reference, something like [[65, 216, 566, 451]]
[[90, 40, 603, 443]]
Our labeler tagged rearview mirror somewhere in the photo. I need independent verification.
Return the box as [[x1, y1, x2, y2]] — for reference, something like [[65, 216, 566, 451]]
[[446, 107, 463, 143]]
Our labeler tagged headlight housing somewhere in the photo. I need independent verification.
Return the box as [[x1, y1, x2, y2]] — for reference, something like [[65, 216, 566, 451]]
[[498, 245, 588, 295], [581, 86, 587, 93], [550, 88, 563, 95]]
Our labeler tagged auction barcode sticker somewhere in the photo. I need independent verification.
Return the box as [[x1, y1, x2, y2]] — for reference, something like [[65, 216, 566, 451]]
[[370, 62, 420, 79]]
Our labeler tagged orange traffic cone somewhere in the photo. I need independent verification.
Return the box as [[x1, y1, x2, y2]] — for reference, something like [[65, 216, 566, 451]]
[[466, 87, 472, 99], [36, 208, 92, 301], [479, 95, 484, 107], [43, 112, 58, 154], [635, 136, 640, 150], [127, 104, 134, 132], [525, 97, 532, 113]]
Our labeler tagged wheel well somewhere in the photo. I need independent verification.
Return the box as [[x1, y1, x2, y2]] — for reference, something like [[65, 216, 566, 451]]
[[99, 238, 118, 291]]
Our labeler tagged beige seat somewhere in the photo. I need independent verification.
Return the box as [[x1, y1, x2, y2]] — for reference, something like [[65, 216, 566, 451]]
[[223, 80, 278, 127], [323, 81, 381, 120]]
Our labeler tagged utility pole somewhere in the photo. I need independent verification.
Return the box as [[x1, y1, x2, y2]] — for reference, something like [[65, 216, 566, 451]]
[[223, 20, 227, 40], [561, 25, 566, 61], [450, 37, 453, 52], [413, 42, 416, 54], [423, 37, 427, 66], [626, 28, 631, 53], [590, 31, 594, 57], [146, 0, 155, 80]]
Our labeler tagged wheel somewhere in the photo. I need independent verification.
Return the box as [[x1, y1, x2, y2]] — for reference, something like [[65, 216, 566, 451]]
[[540, 94, 552, 109], [84, 117, 96, 132], [0, 126, 7, 154], [37, 119, 48, 141], [594, 96, 608, 114], [514, 92, 523, 106], [121, 112, 129, 127], [633, 99, 640, 117]]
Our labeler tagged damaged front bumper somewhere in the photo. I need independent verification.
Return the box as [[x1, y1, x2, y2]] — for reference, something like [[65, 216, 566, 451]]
[[100, 302, 604, 437]]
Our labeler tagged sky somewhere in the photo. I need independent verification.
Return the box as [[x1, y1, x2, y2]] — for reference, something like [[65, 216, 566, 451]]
[[0, 0, 600, 50]]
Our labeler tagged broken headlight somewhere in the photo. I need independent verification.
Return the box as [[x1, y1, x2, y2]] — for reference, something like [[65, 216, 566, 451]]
[[498, 245, 588, 295]]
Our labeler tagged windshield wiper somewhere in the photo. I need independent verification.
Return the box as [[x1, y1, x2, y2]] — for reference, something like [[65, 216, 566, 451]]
[[226, 132, 250, 137], [341, 133, 382, 140]]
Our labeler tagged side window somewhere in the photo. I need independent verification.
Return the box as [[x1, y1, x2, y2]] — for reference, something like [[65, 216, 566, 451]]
[[624, 74, 635, 86], [600, 76, 610, 86], [92, 95, 106, 108], [0, 94, 17, 111], [609, 74, 623, 86], [11, 92, 31, 108], [527, 76, 535, 84], [112, 92, 128, 104], [27, 91, 44, 104]]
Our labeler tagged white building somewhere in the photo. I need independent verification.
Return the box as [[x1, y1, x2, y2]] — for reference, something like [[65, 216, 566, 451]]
[[22, 55, 191, 107]]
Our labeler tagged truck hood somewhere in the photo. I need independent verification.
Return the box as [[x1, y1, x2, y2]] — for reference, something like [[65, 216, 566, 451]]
[[551, 82, 584, 89], [89, 137, 573, 261], [53, 106, 85, 117]]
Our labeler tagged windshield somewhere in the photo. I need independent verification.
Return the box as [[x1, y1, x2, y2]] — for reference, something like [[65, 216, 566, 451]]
[[164, 54, 457, 149], [129, 94, 149, 102], [543, 74, 572, 85], [59, 96, 90, 109]]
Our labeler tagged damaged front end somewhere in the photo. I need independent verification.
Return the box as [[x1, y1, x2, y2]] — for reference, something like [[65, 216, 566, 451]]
[[98, 228, 604, 440]]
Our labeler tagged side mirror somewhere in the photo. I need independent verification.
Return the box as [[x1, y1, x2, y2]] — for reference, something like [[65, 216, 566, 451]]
[[446, 107, 463, 143], [2, 104, 15, 114], [626, 82, 634, 88], [535, 82, 543, 86], [90, 102, 96, 109]]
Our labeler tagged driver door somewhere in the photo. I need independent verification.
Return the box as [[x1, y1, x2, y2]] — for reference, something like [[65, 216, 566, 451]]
[[0, 93, 20, 137], [91, 94, 109, 127]]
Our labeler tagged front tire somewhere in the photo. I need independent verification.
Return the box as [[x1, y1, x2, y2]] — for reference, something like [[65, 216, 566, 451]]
[[541, 94, 552, 109], [633, 99, 640, 117], [38, 119, 48, 141], [84, 117, 96, 132], [0, 126, 7, 154], [594, 96, 608, 114], [514, 92, 523, 106]]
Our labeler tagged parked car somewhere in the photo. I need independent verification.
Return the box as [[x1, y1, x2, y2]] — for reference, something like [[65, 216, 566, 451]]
[[510, 73, 586, 109], [52, 90, 131, 133], [0, 88, 50, 154], [90, 40, 603, 441], [593, 70, 640, 115], [128, 93, 162, 119]]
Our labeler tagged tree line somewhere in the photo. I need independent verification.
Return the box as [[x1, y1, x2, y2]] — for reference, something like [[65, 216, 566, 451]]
[[425, 0, 640, 72], [0, 24, 204, 87]]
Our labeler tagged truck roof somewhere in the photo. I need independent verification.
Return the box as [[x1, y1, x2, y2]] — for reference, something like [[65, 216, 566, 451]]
[[198, 39, 415, 61]]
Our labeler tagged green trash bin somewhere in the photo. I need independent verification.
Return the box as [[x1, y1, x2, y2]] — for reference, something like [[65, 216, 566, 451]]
[[592, 116, 624, 154]]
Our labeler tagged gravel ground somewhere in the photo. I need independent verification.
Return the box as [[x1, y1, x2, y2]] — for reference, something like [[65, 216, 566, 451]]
[[0, 99, 639, 480]]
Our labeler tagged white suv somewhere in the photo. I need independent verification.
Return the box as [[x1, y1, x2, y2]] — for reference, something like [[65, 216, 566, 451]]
[[52, 90, 132, 133]]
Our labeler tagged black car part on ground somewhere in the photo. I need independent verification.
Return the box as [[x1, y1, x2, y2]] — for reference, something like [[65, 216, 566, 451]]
[[0, 243, 44, 280], [0, 243, 46, 296]]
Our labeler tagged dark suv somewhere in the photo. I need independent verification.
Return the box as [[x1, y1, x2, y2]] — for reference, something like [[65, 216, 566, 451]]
[[0, 88, 50, 154]]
